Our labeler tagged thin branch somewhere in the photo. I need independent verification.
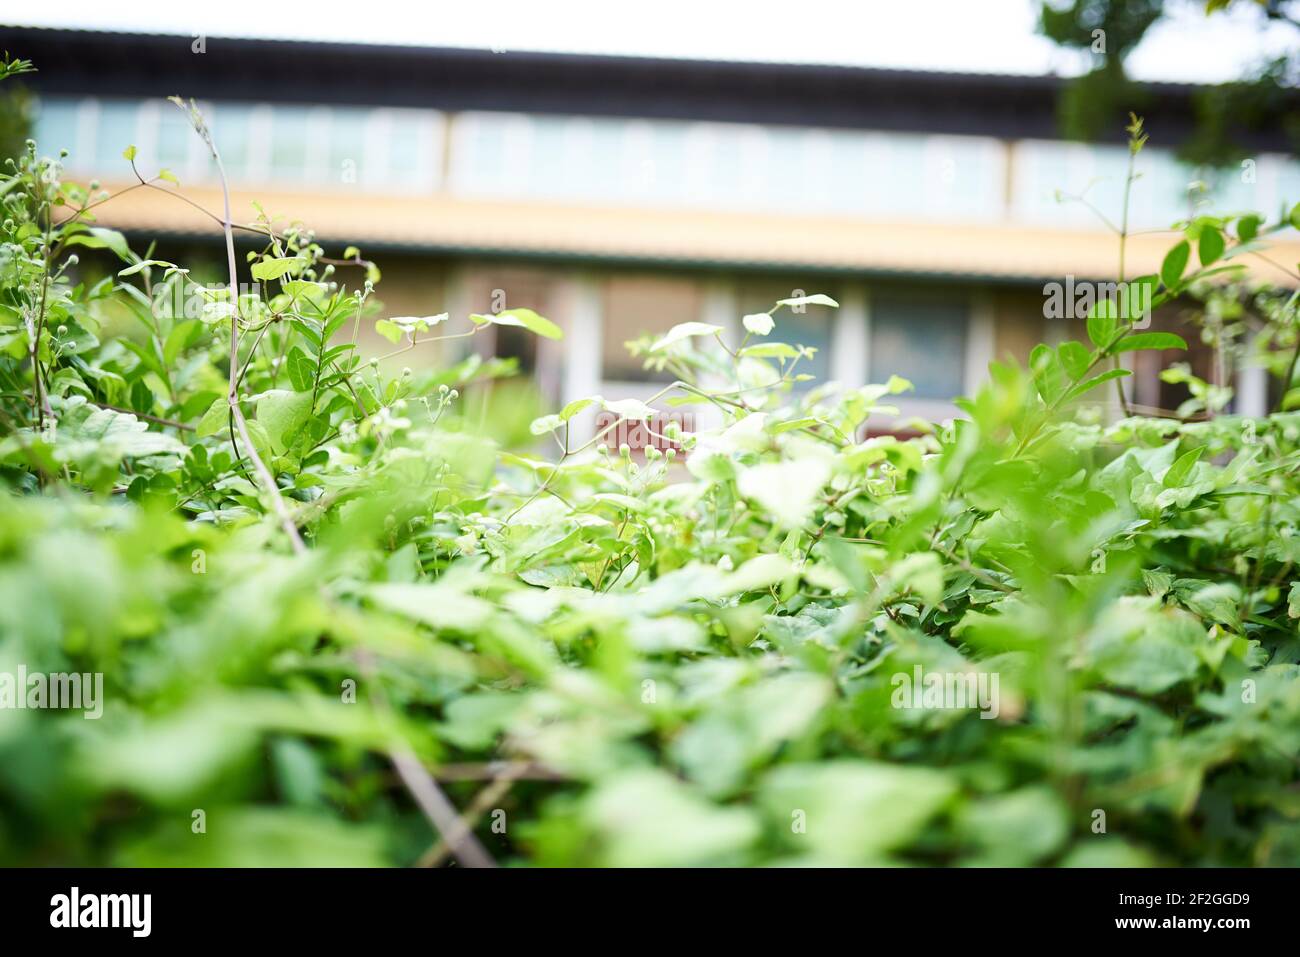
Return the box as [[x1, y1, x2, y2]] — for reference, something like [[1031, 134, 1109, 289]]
[[415, 763, 527, 868], [172, 98, 306, 555], [356, 651, 496, 869], [91, 401, 195, 432]]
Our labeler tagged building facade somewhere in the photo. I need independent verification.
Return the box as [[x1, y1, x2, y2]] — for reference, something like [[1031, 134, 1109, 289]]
[[8, 26, 1300, 432]]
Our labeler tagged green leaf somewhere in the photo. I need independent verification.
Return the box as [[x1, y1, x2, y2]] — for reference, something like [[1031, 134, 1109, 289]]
[[761, 762, 956, 862], [1030, 343, 1067, 403], [602, 397, 655, 421], [560, 396, 598, 420], [1162, 446, 1204, 488], [533, 395, 601, 434], [163, 318, 202, 365], [199, 301, 238, 325], [582, 770, 759, 867], [649, 321, 723, 352], [774, 293, 839, 309], [250, 257, 302, 282], [254, 390, 313, 454], [58, 400, 187, 458], [279, 280, 327, 299], [65, 227, 131, 261], [1086, 299, 1117, 349], [528, 413, 564, 436], [470, 308, 562, 340], [1120, 274, 1157, 324], [958, 787, 1069, 866], [1057, 340, 1091, 380], [117, 259, 174, 278], [374, 314, 447, 345], [739, 342, 801, 359], [1160, 240, 1190, 289], [286, 346, 316, 393], [737, 457, 831, 528], [1112, 332, 1187, 353], [1085, 607, 1201, 694], [118, 337, 167, 381], [1198, 227, 1225, 267], [196, 396, 230, 437], [374, 319, 403, 344], [1064, 367, 1130, 402]]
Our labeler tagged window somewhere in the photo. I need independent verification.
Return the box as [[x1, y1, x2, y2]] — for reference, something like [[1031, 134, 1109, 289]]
[[33, 99, 78, 162], [1005, 139, 1291, 231], [738, 282, 834, 384], [869, 296, 968, 399], [268, 106, 311, 183], [384, 109, 437, 192], [460, 269, 558, 386], [94, 100, 139, 173], [329, 107, 369, 187], [155, 102, 196, 175], [35, 95, 442, 194], [208, 102, 256, 181], [450, 112, 532, 197], [602, 276, 701, 382], [444, 111, 1008, 219]]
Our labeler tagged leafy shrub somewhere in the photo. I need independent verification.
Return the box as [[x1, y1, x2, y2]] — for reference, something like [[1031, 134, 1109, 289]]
[[2, 70, 1300, 866]]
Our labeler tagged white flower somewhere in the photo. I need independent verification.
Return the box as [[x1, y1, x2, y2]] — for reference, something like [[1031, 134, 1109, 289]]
[[742, 313, 774, 336]]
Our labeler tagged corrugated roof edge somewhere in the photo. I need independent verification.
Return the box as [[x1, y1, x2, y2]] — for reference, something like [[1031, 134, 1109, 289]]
[[0, 22, 1203, 92]]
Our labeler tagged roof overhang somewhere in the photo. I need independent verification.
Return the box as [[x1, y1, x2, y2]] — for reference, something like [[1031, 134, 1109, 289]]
[[75, 182, 1300, 286]]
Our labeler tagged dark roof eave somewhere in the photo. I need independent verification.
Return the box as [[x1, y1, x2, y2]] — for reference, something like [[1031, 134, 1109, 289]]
[[2, 25, 1283, 146]]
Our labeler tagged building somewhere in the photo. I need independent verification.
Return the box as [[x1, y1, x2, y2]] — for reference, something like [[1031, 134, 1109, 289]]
[[7, 25, 1300, 434]]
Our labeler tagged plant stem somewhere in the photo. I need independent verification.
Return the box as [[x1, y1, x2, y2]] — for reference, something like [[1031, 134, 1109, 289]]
[[1276, 332, 1300, 414], [179, 101, 306, 554], [1114, 145, 1135, 417]]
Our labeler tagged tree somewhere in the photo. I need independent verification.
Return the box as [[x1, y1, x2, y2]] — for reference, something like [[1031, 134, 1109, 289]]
[[1039, 0, 1300, 165]]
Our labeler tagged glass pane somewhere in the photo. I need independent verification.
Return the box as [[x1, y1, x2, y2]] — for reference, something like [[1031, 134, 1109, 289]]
[[269, 106, 310, 182], [34, 98, 80, 167], [869, 297, 968, 399], [528, 116, 568, 198], [155, 104, 193, 172], [602, 276, 699, 382], [95, 100, 139, 174], [456, 113, 510, 193], [209, 103, 254, 182], [330, 107, 368, 187], [738, 282, 833, 384], [386, 111, 428, 190]]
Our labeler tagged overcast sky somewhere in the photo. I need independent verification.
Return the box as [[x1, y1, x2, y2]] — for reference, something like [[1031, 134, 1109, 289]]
[[6, 0, 1296, 83]]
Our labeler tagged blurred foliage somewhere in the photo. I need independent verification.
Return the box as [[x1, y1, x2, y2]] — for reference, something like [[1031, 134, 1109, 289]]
[[2, 70, 1300, 867], [1039, 0, 1300, 166], [0, 54, 34, 166]]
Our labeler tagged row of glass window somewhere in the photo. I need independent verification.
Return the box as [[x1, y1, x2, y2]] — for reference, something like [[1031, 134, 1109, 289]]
[[453, 111, 1299, 229], [36, 97, 440, 192], [35, 96, 1300, 228]]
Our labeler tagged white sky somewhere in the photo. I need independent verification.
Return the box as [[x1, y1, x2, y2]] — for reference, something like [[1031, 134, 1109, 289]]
[[6, 0, 1296, 83]]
